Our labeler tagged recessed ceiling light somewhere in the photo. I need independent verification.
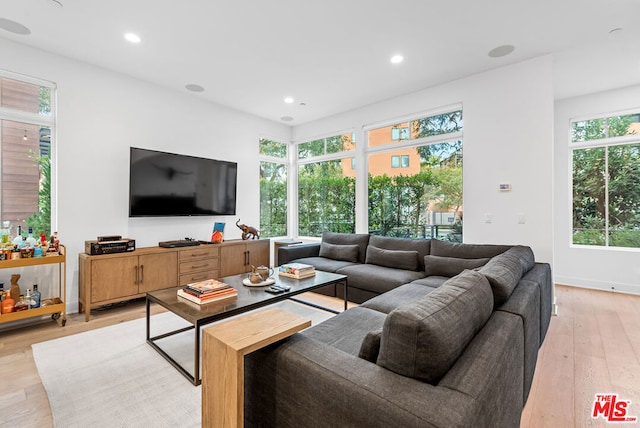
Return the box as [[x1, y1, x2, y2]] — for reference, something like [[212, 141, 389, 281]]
[[124, 33, 141, 44], [0, 18, 31, 35], [284, 97, 294, 104], [390, 54, 404, 64], [281, 116, 294, 122], [185, 84, 205, 92], [488, 45, 515, 58]]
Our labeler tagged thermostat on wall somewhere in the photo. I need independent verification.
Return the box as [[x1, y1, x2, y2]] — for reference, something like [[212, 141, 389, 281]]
[[499, 183, 511, 192]]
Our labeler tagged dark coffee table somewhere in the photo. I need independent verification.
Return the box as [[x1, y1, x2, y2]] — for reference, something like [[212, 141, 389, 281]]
[[146, 270, 347, 385]]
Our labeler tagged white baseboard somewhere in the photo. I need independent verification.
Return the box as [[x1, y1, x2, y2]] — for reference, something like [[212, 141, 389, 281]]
[[554, 276, 640, 296]]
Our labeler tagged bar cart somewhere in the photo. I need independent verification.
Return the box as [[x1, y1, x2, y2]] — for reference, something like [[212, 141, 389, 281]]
[[0, 245, 66, 326]]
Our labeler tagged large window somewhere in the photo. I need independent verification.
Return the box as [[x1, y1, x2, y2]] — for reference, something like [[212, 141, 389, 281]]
[[0, 73, 55, 238], [297, 133, 355, 237], [571, 112, 640, 248], [259, 138, 288, 238], [367, 109, 463, 240]]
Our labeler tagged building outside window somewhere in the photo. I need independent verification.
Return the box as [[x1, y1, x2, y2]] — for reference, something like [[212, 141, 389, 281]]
[[0, 72, 55, 238], [571, 111, 640, 248], [259, 138, 288, 238]]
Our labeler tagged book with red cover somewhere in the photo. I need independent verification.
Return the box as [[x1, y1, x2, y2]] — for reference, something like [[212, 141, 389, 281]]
[[177, 288, 237, 305]]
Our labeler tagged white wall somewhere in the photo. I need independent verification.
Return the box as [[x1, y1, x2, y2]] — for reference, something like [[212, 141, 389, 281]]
[[0, 38, 291, 312], [554, 85, 640, 295], [293, 56, 554, 264]]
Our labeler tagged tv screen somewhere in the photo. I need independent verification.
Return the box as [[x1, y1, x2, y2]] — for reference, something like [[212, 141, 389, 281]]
[[129, 147, 238, 217]]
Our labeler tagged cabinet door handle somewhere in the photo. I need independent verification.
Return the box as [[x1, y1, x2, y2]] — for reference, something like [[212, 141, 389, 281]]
[[191, 264, 208, 269], [140, 265, 144, 284], [135, 265, 139, 285], [191, 252, 207, 257]]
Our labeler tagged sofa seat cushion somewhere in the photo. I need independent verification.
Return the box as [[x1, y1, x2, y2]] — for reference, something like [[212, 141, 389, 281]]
[[337, 264, 426, 295], [365, 245, 419, 271], [410, 276, 450, 288], [430, 239, 512, 259], [377, 269, 494, 383], [424, 254, 490, 277], [361, 283, 437, 314], [322, 231, 371, 264], [478, 246, 529, 306], [301, 306, 386, 356], [319, 242, 360, 262], [369, 235, 431, 271], [291, 256, 358, 273]]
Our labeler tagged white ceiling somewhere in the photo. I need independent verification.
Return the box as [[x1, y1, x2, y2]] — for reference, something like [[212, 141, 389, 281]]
[[2, 0, 640, 125]]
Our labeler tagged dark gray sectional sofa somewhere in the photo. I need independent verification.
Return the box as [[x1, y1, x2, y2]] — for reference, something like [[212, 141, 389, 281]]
[[244, 232, 553, 427]]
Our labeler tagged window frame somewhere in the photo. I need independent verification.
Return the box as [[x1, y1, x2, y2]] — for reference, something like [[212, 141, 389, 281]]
[[363, 105, 463, 239], [0, 69, 57, 234], [294, 129, 356, 238], [258, 136, 290, 239], [569, 108, 640, 250]]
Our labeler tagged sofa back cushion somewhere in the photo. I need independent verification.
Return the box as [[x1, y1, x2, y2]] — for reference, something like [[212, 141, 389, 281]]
[[377, 269, 494, 383], [365, 245, 419, 271], [430, 239, 512, 259], [369, 235, 431, 271], [478, 246, 533, 306], [319, 242, 360, 262], [322, 231, 370, 264], [423, 254, 490, 277]]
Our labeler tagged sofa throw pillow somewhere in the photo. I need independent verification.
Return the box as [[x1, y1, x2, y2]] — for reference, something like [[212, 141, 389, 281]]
[[322, 231, 370, 264], [424, 254, 490, 277], [358, 328, 382, 363], [508, 245, 536, 274], [369, 235, 431, 271], [430, 239, 512, 259], [478, 247, 526, 306], [377, 269, 494, 384], [365, 245, 419, 271], [319, 242, 359, 263]]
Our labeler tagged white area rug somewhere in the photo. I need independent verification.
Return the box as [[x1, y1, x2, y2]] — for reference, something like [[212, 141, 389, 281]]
[[33, 301, 333, 428]]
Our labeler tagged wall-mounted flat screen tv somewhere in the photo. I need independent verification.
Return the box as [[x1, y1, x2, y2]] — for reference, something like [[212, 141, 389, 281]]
[[129, 147, 238, 217]]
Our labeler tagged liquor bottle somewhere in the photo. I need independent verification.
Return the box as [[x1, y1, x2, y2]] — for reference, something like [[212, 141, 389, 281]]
[[25, 227, 37, 247], [13, 225, 23, 247], [14, 294, 28, 311], [25, 288, 36, 309], [30, 284, 41, 308], [1, 292, 15, 314]]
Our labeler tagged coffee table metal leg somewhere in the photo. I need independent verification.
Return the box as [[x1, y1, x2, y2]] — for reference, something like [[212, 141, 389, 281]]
[[194, 321, 201, 386], [146, 297, 150, 341], [344, 280, 348, 311]]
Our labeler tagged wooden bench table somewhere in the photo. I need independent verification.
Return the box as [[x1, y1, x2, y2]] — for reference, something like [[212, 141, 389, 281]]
[[202, 307, 311, 427]]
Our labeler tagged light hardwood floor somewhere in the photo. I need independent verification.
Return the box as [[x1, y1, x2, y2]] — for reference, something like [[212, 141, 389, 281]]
[[521, 285, 640, 427], [1, 286, 638, 427]]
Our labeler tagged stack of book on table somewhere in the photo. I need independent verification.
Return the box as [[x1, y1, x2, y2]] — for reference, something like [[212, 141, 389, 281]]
[[177, 279, 238, 304], [278, 262, 316, 279]]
